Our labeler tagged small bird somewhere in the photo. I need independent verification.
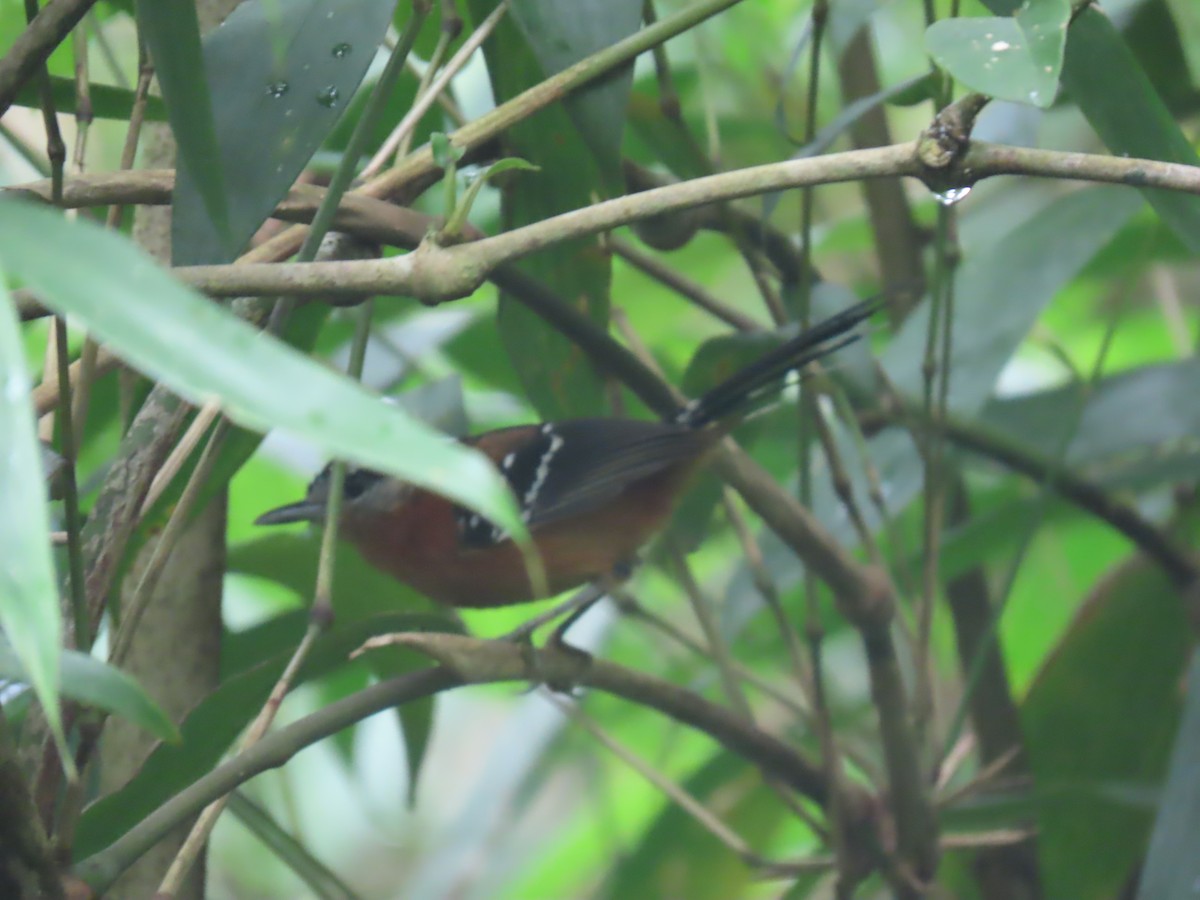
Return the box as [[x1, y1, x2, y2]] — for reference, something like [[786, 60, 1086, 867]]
[[256, 301, 878, 608]]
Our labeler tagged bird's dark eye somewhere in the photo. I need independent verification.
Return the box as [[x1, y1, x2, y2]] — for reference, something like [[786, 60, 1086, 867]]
[[308, 463, 384, 501], [343, 466, 384, 499]]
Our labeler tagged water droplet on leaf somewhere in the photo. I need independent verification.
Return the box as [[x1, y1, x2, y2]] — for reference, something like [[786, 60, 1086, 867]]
[[316, 85, 340, 108], [265, 81, 289, 98], [331, 42, 352, 58]]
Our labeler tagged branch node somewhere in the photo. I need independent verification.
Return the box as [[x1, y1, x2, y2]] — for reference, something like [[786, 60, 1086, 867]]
[[917, 93, 990, 192], [405, 240, 484, 305]]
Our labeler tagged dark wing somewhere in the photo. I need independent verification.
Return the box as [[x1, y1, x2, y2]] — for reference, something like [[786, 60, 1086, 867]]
[[456, 418, 708, 548]]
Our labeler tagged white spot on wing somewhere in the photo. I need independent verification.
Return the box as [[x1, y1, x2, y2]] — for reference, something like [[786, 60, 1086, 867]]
[[523, 428, 564, 510], [676, 398, 700, 425]]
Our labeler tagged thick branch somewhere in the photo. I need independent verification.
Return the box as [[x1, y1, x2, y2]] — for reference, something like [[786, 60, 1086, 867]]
[[11, 141, 1200, 310], [74, 639, 878, 893]]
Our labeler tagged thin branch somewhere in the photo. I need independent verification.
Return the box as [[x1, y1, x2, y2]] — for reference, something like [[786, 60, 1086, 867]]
[[0, 0, 98, 116], [612, 238, 762, 331], [240, 0, 749, 264], [547, 693, 761, 860], [872, 409, 1200, 589], [363, 0, 505, 178], [176, 144, 924, 301]]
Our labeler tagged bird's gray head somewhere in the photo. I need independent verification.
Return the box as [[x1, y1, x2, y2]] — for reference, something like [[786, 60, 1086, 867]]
[[254, 463, 412, 526]]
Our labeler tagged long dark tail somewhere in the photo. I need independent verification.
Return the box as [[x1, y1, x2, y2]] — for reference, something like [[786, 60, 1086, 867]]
[[679, 298, 880, 427]]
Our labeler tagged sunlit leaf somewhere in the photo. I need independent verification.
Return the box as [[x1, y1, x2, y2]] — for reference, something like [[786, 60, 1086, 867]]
[[1023, 542, 1193, 899]]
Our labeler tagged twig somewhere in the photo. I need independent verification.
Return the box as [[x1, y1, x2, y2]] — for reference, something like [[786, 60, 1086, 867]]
[[0, 0, 97, 116], [52, 317, 89, 649], [669, 546, 753, 719], [612, 238, 761, 331], [721, 489, 812, 703], [362, 0, 503, 179], [109, 420, 229, 667], [547, 693, 762, 860]]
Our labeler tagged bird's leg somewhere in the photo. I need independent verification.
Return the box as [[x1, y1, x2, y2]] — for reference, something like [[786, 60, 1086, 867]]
[[503, 582, 606, 645], [499, 583, 599, 694], [505, 560, 638, 693], [546, 559, 637, 650]]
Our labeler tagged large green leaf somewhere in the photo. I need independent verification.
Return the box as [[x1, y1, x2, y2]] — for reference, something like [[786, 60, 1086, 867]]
[[926, 0, 1069, 109], [172, 0, 397, 265], [982, 0, 1200, 253], [510, 0, 643, 186], [1165, 0, 1200, 86], [981, 359, 1200, 486], [0, 639, 178, 743], [0, 202, 523, 536], [882, 186, 1143, 415], [0, 283, 64, 757], [600, 751, 788, 899], [1022, 545, 1193, 898], [1137, 649, 1200, 900]]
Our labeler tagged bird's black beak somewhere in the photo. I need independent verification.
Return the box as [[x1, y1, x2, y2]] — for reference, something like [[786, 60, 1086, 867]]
[[254, 500, 328, 526]]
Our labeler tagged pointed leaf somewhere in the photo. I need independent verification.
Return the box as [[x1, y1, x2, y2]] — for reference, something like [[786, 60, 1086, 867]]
[[137, 0, 231, 251], [0, 283, 65, 758], [173, 0, 397, 265], [0, 202, 523, 538], [0, 640, 178, 743], [926, 16, 1059, 108]]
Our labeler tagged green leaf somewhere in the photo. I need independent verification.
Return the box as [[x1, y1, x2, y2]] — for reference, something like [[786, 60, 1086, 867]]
[[982, 0, 1200, 253], [0, 639, 178, 743], [136, 0, 231, 254], [1022, 545, 1193, 899], [509, 0, 643, 187], [1060, 8, 1200, 255], [925, 16, 1059, 108], [1165, 0, 1200, 86], [844, 187, 1142, 546], [1137, 649, 1200, 900], [431, 131, 465, 168], [172, 0, 396, 265], [0, 202, 524, 539], [0, 283, 66, 762], [602, 751, 787, 899], [882, 186, 1143, 415], [1015, 0, 1070, 90], [468, 0, 613, 420], [75, 611, 449, 858], [446, 157, 540, 238], [981, 359, 1200, 486]]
